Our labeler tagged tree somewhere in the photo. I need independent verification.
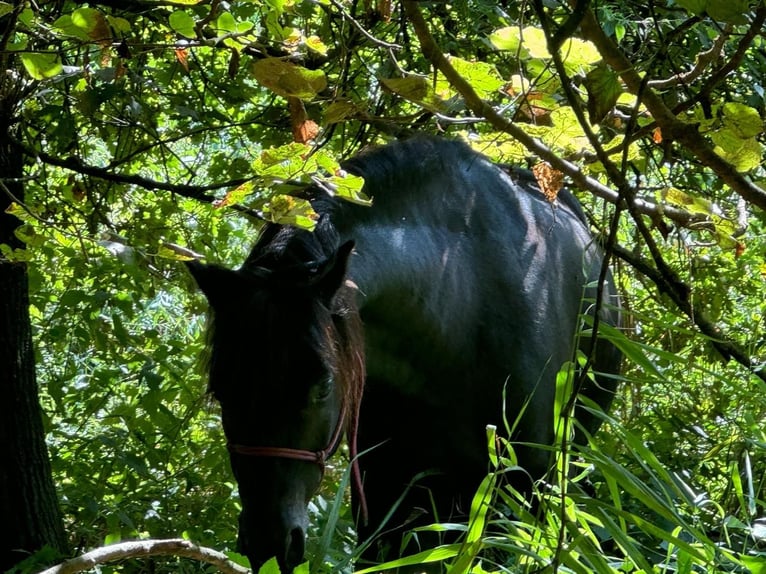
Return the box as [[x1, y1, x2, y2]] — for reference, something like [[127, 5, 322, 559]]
[[1, 0, 764, 572], [1, 32, 67, 569]]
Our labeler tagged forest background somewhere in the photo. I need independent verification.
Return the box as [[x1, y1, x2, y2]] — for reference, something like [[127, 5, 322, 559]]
[[1, 0, 765, 573]]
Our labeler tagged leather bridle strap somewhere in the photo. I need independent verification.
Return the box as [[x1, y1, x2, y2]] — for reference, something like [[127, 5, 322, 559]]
[[225, 402, 369, 525], [227, 402, 348, 473]]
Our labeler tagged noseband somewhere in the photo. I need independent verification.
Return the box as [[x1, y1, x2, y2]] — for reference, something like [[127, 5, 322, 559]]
[[227, 403, 348, 472], [226, 402, 369, 524]]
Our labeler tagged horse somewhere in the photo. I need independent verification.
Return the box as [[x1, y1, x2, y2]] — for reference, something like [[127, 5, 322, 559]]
[[187, 136, 622, 572]]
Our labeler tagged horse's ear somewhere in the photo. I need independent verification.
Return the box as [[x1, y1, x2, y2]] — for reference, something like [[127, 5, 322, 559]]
[[186, 260, 240, 308], [316, 240, 355, 302]]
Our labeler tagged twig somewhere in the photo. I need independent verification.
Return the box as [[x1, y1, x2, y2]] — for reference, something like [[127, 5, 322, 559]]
[[36, 539, 250, 574], [323, 0, 402, 49]]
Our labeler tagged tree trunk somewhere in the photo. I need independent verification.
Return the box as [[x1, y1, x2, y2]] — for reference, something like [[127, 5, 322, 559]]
[[0, 93, 68, 571]]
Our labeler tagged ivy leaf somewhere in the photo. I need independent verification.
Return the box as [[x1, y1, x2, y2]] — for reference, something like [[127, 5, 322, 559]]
[[169, 11, 196, 39], [251, 58, 327, 99], [20, 52, 63, 80]]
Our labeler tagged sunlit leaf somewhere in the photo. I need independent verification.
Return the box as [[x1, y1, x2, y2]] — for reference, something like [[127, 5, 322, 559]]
[[380, 76, 448, 113], [560, 37, 601, 70], [261, 195, 318, 229], [305, 35, 328, 55], [20, 52, 63, 80], [212, 181, 256, 208], [448, 56, 504, 99], [323, 173, 370, 205], [169, 11, 196, 39], [521, 26, 550, 59], [488, 26, 522, 52], [72, 7, 111, 41], [711, 130, 762, 172], [251, 58, 327, 99], [719, 102, 762, 139]]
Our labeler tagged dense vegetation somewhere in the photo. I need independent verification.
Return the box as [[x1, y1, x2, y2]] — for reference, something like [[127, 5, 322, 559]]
[[1, 0, 765, 572]]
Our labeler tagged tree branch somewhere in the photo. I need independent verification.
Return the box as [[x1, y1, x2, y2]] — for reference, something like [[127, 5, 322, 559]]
[[36, 539, 250, 574], [576, 7, 766, 212], [401, 0, 764, 382], [399, 1, 706, 231]]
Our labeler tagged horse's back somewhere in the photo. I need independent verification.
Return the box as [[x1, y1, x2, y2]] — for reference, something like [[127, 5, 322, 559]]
[[317, 137, 620, 563]]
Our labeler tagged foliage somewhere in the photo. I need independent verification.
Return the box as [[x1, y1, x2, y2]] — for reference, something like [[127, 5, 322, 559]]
[[1, 0, 766, 572]]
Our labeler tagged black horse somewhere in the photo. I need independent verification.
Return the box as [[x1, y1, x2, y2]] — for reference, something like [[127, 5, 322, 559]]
[[187, 136, 622, 572]]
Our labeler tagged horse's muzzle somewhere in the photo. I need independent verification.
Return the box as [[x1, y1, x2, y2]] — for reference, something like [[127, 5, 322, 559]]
[[238, 510, 307, 573]]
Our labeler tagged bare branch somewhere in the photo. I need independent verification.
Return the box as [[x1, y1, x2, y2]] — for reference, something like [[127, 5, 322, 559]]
[[36, 539, 250, 574], [647, 26, 729, 90], [322, 0, 402, 49]]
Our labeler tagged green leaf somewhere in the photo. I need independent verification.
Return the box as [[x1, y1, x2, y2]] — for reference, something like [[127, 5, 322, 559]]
[[707, 0, 749, 24], [676, 0, 706, 14], [71, 7, 111, 41], [169, 11, 196, 39], [20, 52, 63, 80], [0, 2, 14, 18], [106, 16, 131, 34], [448, 56, 504, 99], [213, 181, 256, 209], [742, 555, 766, 574], [719, 102, 763, 139], [711, 130, 762, 172], [216, 11, 237, 33], [560, 37, 601, 70], [323, 100, 359, 125], [521, 26, 550, 59], [488, 26, 522, 52], [380, 76, 448, 113], [323, 173, 371, 205], [261, 196, 318, 229], [583, 64, 622, 123], [305, 35, 328, 55], [251, 58, 327, 99]]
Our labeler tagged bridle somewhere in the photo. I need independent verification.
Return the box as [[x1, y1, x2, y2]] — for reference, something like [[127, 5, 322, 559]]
[[227, 403, 348, 471], [226, 401, 369, 524]]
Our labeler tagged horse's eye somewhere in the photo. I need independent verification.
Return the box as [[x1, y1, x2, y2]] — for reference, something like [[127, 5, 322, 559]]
[[309, 377, 333, 404]]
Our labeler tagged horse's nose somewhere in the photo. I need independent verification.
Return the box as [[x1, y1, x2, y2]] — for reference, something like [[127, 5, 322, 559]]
[[282, 526, 306, 572]]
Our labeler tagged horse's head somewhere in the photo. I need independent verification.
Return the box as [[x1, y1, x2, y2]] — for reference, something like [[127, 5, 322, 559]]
[[187, 240, 361, 572]]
